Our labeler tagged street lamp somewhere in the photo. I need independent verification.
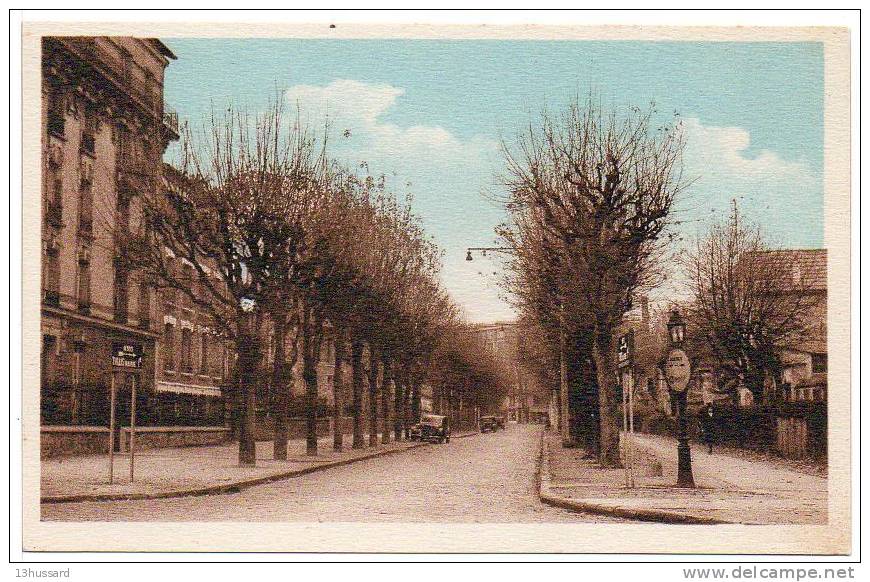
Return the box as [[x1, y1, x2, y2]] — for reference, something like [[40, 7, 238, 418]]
[[667, 309, 686, 345], [663, 309, 695, 488], [465, 246, 513, 261]]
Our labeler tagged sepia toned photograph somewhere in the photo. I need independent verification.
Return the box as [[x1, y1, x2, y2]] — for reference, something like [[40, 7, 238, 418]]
[[17, 15, 853, 556]]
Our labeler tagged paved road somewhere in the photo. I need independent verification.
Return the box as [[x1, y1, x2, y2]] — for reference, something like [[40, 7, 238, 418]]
[[42, 424, 625, 522]]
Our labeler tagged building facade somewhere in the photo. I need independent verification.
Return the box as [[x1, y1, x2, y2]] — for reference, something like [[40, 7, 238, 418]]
[[470, 322, 548, 422], [40, 36, 178, 427]]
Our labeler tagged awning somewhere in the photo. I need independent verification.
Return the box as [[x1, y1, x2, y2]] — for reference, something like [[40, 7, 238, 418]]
[[156, 381, 221, 397]]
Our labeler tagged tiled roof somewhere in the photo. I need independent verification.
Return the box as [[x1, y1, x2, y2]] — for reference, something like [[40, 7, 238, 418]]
[[744, 249, 827, 291]]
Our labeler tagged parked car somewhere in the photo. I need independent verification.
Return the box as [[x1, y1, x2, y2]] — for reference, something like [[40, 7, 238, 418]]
[[418, 414, 450, 443], [409, 422, 423, 441], [480, 415, 499, 433], [495, 415, 506, 430]]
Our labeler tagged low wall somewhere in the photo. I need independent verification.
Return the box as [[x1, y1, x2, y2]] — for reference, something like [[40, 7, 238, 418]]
[[119, 426, 231, 452], [635, 403, 826, 460], [41, 426, 109, 459]]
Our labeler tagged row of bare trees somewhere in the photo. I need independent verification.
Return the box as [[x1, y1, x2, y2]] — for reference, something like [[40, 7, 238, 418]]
[[497, 97, 686, 467], [498, 96, 823, 467], [132, 100, 503, 466]]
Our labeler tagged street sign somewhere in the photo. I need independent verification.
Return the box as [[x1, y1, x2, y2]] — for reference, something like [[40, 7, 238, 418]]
[[112, 342, 143, 369], [617, 332, 633, 367], [665, 348, 691, 392]]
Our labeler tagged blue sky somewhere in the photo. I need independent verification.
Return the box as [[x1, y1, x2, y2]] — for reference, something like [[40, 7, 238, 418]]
[[163, 39, 824, 322]]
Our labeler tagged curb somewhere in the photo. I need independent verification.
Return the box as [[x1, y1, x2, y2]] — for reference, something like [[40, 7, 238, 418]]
[[42, 431, 479, 504], [536, 431, 730, 525]]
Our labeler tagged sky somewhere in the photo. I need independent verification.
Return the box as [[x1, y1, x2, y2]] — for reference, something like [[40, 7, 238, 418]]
[[162, 39, 824, 323]]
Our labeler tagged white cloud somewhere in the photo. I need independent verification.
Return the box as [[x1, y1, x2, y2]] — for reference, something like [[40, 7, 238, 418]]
[[678, 118, 820, 245], [283, 79, 509, 322], [681, 117, 811, 182], [283, 79, 498, 170], [285, 79, 403, 126]]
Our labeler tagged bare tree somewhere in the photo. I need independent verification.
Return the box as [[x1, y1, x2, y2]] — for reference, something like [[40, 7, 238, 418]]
[[135, 101, 329, 466], [683, 202, 822, 403], [500, 96, 686, 466]]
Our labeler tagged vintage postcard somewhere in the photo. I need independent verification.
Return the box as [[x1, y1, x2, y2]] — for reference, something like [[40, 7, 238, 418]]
[[19, 17, 853, 556]]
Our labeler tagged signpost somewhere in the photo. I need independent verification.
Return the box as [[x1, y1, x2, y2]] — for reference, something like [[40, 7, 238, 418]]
[[109, 342, 143, 484], [665, 346, 694, 488], [664, 348, 691, 393], [617, 332, 635, 487]]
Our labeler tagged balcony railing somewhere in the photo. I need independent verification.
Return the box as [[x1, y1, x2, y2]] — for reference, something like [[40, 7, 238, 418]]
[[163, 108, 179, 139]]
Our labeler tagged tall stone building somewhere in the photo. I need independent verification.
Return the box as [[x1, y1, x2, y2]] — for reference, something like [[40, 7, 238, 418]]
[[40, 36, 178, 428]]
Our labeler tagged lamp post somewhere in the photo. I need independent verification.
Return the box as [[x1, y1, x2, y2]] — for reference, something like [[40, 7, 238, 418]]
[[665, 309, 695, 488]]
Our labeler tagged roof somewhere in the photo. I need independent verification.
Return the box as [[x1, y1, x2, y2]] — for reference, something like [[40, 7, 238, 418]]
[[744, 249, 827, 292], [149, 39, 177, 60]]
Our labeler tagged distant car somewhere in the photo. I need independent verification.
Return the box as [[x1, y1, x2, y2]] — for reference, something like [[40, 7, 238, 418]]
[[480, 415, 501, 433], [420, 414, 450, 443], [495, 415, 506, 430], [409, 422, 423, 441]]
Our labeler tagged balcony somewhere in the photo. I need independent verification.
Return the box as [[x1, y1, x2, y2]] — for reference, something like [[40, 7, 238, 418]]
[[163, 108, 179, 141], [117, 151, 156, 192]]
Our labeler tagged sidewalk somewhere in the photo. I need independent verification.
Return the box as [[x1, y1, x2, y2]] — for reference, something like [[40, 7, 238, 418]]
[[42, 432, 476, 503], [539, 430, 827, 525]]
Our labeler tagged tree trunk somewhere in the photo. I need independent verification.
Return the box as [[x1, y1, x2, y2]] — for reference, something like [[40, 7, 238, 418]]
[[302, 309, 319, 456], [411, 380, 421, 423], [272, 319, 289, 460], [393, 367, 404, 442], [402, 376, 412, 439], [236, 318, 259, 467], [367, 349, 379, 447], [381, 356, 392, 444], [351, 339, 365, 449], [332, 330, 345, 452], [593, 329, 621, 468]]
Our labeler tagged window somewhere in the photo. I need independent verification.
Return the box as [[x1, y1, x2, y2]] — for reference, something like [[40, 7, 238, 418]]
[[47, 92, 65, 137], [163, 323, 175, 372], [212, 343, 224, 378], [200, 333, 209, 374], [118, 124, 132, 161], [181, 328, 192, 373], [811, 353, 827, 374], [77, 253, 91, 313], [163, 258, 177, 306], [181, 264, 194, 308], [117, 192, 131, 234], [43, 238, 60, 307], [45, 165, 63, 227], [80, 106, 96, 157], [113, 261, 129, 323], [78, 180, 93, 235], [138, 283, 150, 329]]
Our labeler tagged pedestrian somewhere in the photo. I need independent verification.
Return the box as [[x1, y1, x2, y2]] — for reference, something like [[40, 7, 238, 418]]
[[699, 404, 715, 454]]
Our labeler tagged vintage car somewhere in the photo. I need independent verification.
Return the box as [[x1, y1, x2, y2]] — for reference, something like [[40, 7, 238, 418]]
[[416, 414, 450, 443], [480, 415, 499, 433]]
